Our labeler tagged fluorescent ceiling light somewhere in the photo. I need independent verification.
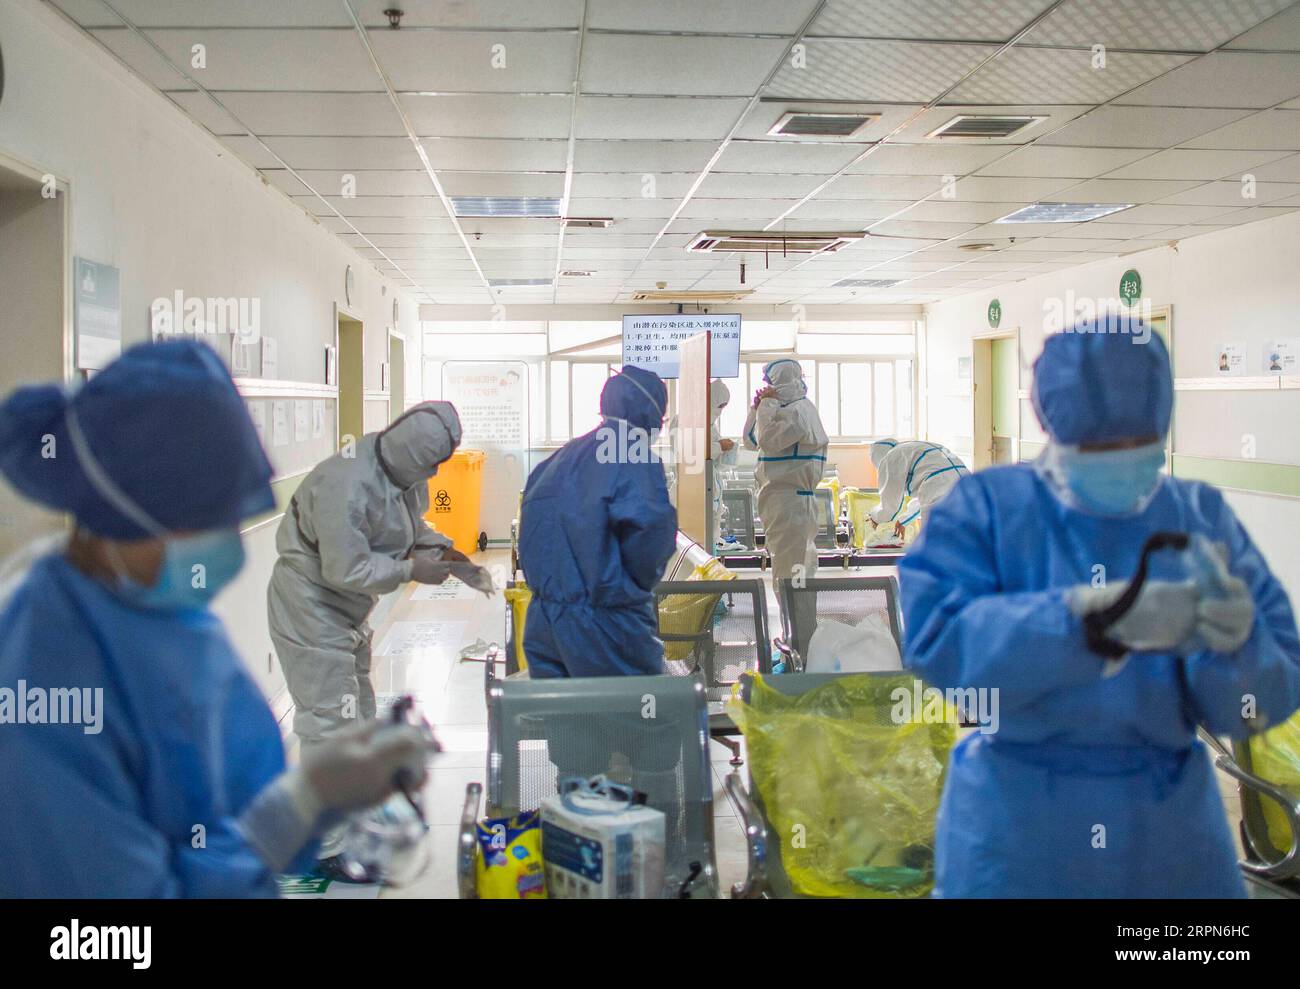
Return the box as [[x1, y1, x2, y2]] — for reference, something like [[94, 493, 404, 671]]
[[488, 278, 553, 287], [451, 197, 562, 218], [994, 203, 1134, 224]]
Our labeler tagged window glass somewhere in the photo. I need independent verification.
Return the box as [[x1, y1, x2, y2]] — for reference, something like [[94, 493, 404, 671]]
[[874, 362, 895, 437], [817, 363, 840, 436], [840, 363, 872, 435], [549, 361, 569, 441]]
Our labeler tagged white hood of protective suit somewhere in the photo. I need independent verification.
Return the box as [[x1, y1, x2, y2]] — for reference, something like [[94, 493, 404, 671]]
[[763, 360, 807, 404], [377, 401, 463, 490], [710, 379, 731, 415], [870, 439, 897, 469]]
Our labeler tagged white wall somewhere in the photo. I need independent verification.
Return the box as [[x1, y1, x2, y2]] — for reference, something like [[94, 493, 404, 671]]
[[924, 209, 1300, 600], [0, 0, 425, 708]]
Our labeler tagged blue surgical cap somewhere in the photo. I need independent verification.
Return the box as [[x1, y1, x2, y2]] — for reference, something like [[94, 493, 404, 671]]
[[1031, 323, 1173, 446], [0, 339, 274, 539]]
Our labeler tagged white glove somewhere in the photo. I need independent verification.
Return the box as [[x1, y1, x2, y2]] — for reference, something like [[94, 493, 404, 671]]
[[1194, 574, 1255, 653], [299, 720, 432, 815], [1069, 579, 1199, 654]]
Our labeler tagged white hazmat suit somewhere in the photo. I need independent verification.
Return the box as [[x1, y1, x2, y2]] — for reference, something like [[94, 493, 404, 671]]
[[268, 402, 462, 752], [709, 379, 731, 549], [868, 438, 968, 532]]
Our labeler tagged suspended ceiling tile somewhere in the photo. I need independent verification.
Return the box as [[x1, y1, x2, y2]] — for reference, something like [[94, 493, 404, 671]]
[[949, 175, 1080, 201], [1182, 110, 1300, 152], [808, 0, 1056, 43], [1115, 52, 1300, 108], [766, 40, 997, 103], [715, 142, 867, 174], [582, 34, 789, 97], [62, 0, 354, 27], [401, 94, 575, 139], [819, 173, 949, 200], [947, 47, 1191, 105], [847, 143, 1010, 176], [568, 172, 699, 199], [903, 200, 1029, 222], [1090, 203, 1232, 223], [1243, 153, 1300, 181], [1037, 106, 1254, 148], [371, 30, 579, 92], [165, 91, 247, 134], [352, 0, 584, 29], [282, 169, 434, 196], [86, 28, 196, 89], [575, 96, 747, 140], [1048, 177, 1204, 202], [174, 91, 407, 136], [1224, 2, 1300, 49], [869, 219, 982, 239], [132, 29, 383, 90], [1027, 0, 1293, 53], [258, 136, 424, 169], [1104, 148, 1291, 181], [574, 140, 719, 172], [976, 145, 1152, 178], [588, 0, 820, 33], [293, 195, 451, 218], [694, 173, 826, 198], [420, 138, 569, 171], [437, 172, 566, 197]]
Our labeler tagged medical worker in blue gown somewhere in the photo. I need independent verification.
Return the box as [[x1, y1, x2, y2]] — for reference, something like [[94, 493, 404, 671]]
[[0, 340, 433, 897], [900, 325, 1300, 898], [518, 364, 677, 678]]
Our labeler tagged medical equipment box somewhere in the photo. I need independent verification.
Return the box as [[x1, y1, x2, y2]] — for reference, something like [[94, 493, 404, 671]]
[[539, 792, 666, 899]]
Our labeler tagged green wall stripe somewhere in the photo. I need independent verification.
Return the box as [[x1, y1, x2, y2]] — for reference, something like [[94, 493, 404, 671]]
[[1171, 455, 1300, 499]]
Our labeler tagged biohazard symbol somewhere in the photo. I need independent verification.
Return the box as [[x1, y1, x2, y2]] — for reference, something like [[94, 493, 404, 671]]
[[434, 489, 451, 509]]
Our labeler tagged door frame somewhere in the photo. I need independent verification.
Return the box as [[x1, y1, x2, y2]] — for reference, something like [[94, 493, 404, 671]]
[[387, 328, 406, 421], [971, 327, 1020, 470], [333, 302, 365, 451]]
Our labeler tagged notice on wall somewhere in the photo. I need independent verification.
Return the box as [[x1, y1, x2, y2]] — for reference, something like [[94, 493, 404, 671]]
[[247, 400, 266, 447], [271, 400, 289, 447], [1217, 342, 1248, 376], [294, 400, 309, 442], [621, 313, 742, 379], [261, 336, 279, 379], [1263, 339, 1297, 375], [442, 362, 529, 544], [376, 620, 467, 656], [312, 400, 325, 439], [74, 258, 121, 371]]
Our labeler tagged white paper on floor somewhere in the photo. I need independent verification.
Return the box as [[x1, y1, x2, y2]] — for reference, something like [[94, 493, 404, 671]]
[[410, 577, 478, 601], [278, 875, 381, 899], [377, 620, 468, 656]]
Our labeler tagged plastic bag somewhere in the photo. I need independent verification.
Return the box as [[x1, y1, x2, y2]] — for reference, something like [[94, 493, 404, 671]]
[[805, 613, 901, 673], [475, 810, 547, 899], [503, 584, 531, 672], [727, 672, 955, 898], [1248, 711, 1300, 854], [658, 558, 734, 663]]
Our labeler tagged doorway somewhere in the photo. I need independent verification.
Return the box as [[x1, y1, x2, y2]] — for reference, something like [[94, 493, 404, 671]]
[[388, 330, 405, 422], [972, 329, 1019, 469], [0, 155, 70, 558], [336, 308, 364, 449]]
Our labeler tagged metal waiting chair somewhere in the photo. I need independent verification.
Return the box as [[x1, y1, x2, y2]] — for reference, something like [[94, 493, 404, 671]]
[[457, 674, 720, 899], [725, 670, 953, 899], [719, 487, 758, 554], [1199, 729, 1300, 897], [773, 574, 904, 673], [654, 577, 771, 764]]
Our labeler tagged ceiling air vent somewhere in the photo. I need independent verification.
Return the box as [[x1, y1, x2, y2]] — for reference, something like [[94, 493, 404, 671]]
[[560, 270, 592, 277], [562, 217, 613, 228], [927, 115, 1045, 140], [768, 111, 878, 138], [488, 278, 553, 288], [686, 230, 864, 255], [833, 278, 903, 289], [627, 290, 753, 303], [451, 196, 561, 217]]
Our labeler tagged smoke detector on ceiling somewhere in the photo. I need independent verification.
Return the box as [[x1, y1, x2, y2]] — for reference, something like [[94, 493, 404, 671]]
[[767, 111, 879, 139], [927, 115, 1046, 140]]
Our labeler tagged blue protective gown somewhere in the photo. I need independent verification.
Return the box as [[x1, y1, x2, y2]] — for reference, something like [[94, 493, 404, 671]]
[[0, 554, 308, 897], [900, 465, 1300, 898], [518, 367, 677, 678]]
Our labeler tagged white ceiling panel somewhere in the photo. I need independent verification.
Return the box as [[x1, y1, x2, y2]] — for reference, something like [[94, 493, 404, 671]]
[[582, 35, 789, 97], [1038, 106, 1258, 150], [568, 173, 699, 198], [172, 92, 405, 136], [767, 40, 997, 103], [436, 172, 566, 196], [370, 31, 579, 92], [564, 198, 675, 218], [401, 94, 574, 138], [977, 145, 1151, 178], [809, 0, 1056, 43], [1225, 2, 1300, 49], [588, 0, 819, 33], [948, 47, 1191, 105], [165, 91, 247, 134], [86, 28, 196, 89], [59, 0, 354, 27], [573, 140, 719, 172], [216, 136, 286, 169], [847, 143, 1011, 175], [715, 142, 866, 174], [1182, 110, 1300, 152], [131, 29, 383, 90], [575, 97, 747, 140], [1049, 177, 1203, 202], [273, 169, 431, 196], [902, 200, 1030, 222], [421, 138, 569, 171], [1196, 204, 1300, 225], [1027, 0, 1293, 53], [352, 0, 584, 29], [1116, 52, 1300, 108], [819, 174, 950, 200], [1242, 153, 1300, 181], [1104, 148, 1290, 180], [677, 196, 807, 216], [259, 136, 424, 170], [1091, 203, 1233, 223], [292, 195, 451, 218], [869, 219, 982, 239], [694, 173, 826, 198], [948, 175, 1080, 201]]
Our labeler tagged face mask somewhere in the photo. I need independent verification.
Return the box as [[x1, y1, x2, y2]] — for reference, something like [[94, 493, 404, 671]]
[[1051, 441, 1166, 516], [107, 529, 246, 612]]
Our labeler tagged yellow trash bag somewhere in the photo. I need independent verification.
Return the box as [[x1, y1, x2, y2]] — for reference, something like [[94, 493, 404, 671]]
[[727, 672, 955, 898], [503, 584, 531, 672], [1248, 712, 1300, 854], [817, 476, 841, 517], [658, 558, 735, 663]]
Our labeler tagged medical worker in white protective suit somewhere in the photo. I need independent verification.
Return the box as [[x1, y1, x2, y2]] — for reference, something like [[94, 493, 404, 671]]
[[869, 438, 969, 541], [710, 379, 736, 550], [743, 360, 828, 632], [268, 402, 471, 762]]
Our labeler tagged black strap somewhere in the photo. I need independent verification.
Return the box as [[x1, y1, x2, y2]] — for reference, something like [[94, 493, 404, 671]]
[[1083, 531, 1189, 658]]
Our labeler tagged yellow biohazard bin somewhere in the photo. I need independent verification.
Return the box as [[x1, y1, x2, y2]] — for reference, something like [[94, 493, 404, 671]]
[[845, 487, 882, 549], [425, 449, 486, 554]]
